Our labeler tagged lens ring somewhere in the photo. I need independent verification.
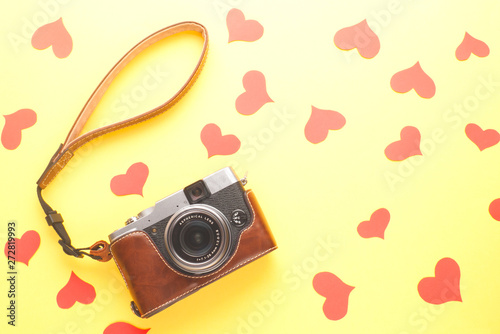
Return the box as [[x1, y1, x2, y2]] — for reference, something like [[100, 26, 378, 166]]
[[165, 205, 231, 275]]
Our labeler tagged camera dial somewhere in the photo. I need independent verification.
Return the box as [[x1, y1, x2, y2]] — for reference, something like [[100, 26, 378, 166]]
[[125, 216, 138, 225]]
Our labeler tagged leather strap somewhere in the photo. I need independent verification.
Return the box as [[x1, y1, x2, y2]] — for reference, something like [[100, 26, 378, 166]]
[[36, 21, 208, 261]]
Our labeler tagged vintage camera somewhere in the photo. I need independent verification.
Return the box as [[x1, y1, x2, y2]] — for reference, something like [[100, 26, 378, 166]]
[[109, 167, 277, 318]]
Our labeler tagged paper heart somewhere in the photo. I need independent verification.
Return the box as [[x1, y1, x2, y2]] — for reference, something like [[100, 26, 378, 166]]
[[334, 19, 380, 59], [31, 18, 73, 58], [456, 32, 489, 61], [385, 126, 422, 161], [2, 109, 37, 150], [110, 162, 149, 196], [104, 322, 150, 334], [57, 271, 96, 309], [304, 106, 346, 144], [357, 208, 390, 239], [3, 230, 40, 266], [390, 62, 436, 98], [418, 258, 462, 305], [465, 123, 500, 151], [226, 8, 264, 43], [313, 272, 354, 321], [489, 198, 500, 221], [236, 70, 273, 115], [201, 123, 241, 158]]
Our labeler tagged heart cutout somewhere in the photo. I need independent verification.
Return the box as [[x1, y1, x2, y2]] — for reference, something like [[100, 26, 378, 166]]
[[226, 8, 264, 43], [456, 32, 489, 61], [418, 258, 462, 304], [110, 162, 149, 196], [489, 198, 500, 221], [390, 62, 436, 98], [357, 208, 390, 239], [334, 19, 380, 59], [313, 272, 354, 321], [465, 123, 500, 151], [4, 230, 40, 266], [2, 109, 37, 150], [57, 271, 96, 309], [236, 70, 273, 115], [201, 123, 241, 158], [304, 106, 346, 144], [385, 126, 422, 161], [104, 322, 150, 334], [31, 18, 73, 58]]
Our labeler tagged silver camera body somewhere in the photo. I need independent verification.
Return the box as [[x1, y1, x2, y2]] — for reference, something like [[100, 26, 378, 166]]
[[109, 167, 252, 276]]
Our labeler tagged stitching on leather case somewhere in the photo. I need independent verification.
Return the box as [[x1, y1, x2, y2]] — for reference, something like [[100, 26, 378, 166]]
[[110, 189, 275, 317], [144, 245, 277, 318], [111, 249, 130, 290], [143, 189, 277, 317], [111, 230, 181, 279]]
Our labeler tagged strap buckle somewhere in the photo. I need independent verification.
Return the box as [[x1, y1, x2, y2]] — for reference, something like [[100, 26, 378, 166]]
[[38, 186, 110, 261], [46, 211, 63, 226]]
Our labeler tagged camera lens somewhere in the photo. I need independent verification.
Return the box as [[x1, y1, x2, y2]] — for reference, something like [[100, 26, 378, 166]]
[[165, 205, 231, 275], [179, 221, 213, 257]]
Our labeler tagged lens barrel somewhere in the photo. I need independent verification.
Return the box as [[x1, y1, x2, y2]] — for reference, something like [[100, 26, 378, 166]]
[[165, 205, 231, 275]]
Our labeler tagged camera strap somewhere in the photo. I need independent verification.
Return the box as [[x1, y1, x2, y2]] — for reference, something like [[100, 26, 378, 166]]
[[36, 22, 209, 262]]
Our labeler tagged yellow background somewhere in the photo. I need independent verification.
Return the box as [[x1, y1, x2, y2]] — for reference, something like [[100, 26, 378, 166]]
[[2, 0, 500, 333]]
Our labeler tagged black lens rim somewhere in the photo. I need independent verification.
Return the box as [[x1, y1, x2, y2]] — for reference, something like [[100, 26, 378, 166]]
[[178, 220, 215, 258]]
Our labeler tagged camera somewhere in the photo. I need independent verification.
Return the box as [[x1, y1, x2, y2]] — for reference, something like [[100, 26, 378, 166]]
[[109, 167, 277, 318]]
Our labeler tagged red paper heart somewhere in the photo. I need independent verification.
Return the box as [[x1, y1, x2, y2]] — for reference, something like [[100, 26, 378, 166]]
[[3, 230, 40, 266], [357, 208, 390, 239], [2, 109, 37, 150], [334, 19, 380, 59], [313, 272, 354, 321], [57, 271, 96, 309], [226, 8, 264, 43], [201, 123, 241, 158], [110, 162, 149, 196], [31, 18, 73, 58], [465, 123, 500, 151], [385, 126, 422, 161], [418, 258, 462, 305], [456, 32, 489, 61], [489, 198, 500, 221], [304, 106, 346, 144], [104, 322, 150, 334], [236, 71, 273, 115], [390, 62, 436, 98]]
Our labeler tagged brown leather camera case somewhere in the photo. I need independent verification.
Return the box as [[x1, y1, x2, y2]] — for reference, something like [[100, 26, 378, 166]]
[[110, 190, 277, 318]]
